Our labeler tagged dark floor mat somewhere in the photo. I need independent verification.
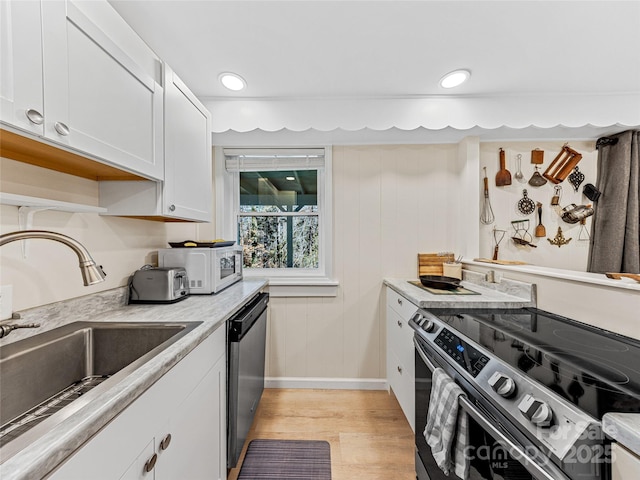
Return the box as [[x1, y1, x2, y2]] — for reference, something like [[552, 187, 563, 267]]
[[238, 439, 332, 480]]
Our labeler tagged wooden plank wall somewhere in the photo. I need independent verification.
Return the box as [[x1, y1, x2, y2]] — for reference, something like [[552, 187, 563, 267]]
[[266, 144, 461, 381]]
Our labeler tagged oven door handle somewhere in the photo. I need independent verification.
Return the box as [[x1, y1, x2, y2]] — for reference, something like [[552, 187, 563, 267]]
[[413, 336, 571, 480]]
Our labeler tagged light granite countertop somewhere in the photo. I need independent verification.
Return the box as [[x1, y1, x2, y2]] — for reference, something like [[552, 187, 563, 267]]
[[0, 278, 267, 480], [384, 270, 536, 309], [603, 413, 640, 457]]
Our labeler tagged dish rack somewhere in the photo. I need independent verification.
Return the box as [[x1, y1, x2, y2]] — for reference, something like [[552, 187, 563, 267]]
[[0, 375, 109, 445]]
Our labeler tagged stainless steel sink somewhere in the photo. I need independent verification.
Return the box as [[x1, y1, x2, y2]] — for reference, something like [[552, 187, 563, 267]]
[[0, 321, 201, 461]]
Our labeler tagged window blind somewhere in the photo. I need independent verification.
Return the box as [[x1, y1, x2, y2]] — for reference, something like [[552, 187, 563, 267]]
[[224, 148, 325, 172]]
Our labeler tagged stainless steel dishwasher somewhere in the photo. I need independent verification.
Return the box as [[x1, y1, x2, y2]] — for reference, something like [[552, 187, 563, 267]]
[[227, 291, 269, 469]]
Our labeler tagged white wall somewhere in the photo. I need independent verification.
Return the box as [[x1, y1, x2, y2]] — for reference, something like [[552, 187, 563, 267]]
[[0, 157, 205, 311], [265, 144, 462, 380], [464, 264, 640, 340], [479, 140, 598, 270], [3, 142, 638, 383]]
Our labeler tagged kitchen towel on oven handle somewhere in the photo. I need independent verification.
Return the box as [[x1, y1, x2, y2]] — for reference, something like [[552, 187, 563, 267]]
[[424, 367, 469, 479]]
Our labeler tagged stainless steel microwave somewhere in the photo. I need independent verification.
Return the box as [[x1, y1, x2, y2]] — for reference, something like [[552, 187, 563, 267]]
[[158, 245, 242, 294]]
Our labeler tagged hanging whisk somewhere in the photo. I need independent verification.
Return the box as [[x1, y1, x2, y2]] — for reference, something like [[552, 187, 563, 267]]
[[481, 167, 495, 225]]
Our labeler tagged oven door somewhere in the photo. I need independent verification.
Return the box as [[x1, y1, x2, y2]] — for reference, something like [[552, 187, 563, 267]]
[[414, 335, 571, 480]]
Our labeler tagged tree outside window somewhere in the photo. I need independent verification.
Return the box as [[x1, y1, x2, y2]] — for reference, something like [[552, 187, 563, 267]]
[[239, 170, 319, 269]]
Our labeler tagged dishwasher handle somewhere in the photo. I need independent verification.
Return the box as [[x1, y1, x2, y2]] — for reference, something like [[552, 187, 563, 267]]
[[229, 292, 269, 342]]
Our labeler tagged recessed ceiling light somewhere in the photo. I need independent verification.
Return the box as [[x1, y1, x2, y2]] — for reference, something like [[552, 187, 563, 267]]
[[439, 69, 471, 89], [219, 72, 246, 91]]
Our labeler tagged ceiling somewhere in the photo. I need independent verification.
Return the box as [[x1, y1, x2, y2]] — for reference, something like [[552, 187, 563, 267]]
[[109, 0, 640, 142]]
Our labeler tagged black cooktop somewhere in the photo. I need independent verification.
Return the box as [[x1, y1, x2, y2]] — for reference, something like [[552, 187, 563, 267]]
[[424, 307, 640, 419]]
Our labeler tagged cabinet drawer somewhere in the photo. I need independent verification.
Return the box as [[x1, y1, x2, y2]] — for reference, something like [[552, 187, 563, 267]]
[[387, 287, 418, 320], [612, 443, 640, 480], [387, 306, 414, 365], [387, 349, 415, 432]]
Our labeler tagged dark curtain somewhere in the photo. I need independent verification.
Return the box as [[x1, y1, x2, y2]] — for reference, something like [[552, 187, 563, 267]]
[[588, 130, 640, 273]]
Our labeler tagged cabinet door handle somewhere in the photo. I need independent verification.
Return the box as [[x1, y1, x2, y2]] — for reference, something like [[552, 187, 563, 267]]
[[397, 320, 402, 327], [168, 204, 176, 212], [397, 365, 403, 374], [144, 453, 157, 473], [397, 298, 402, 306], [25, 109, 44, 125], [160, 433, 172, 451], [54, 121, 70, 136]]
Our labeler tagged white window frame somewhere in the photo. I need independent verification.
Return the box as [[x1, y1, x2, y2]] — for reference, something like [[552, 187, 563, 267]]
[[215, 146, 335, 292]]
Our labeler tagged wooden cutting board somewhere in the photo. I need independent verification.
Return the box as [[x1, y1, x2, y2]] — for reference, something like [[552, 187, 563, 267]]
[[474, 258, 528, 265], [418, 253, 455, 276], [606, 272, 640, 283]]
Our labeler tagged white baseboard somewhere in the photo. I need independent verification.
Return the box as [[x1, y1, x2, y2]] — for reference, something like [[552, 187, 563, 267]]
[[264, 377, 388, 390]]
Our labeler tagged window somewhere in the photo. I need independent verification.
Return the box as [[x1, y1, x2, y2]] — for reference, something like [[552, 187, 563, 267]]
[[216, 147, 332, 280]]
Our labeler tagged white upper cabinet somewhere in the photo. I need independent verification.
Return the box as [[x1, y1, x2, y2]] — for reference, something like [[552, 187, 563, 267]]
[[162, 65, 212, 221], [99, 64, 213, 222], [1, 0, 164, 181], [41, 0, 164, 180], [0, 0, 46, 136]]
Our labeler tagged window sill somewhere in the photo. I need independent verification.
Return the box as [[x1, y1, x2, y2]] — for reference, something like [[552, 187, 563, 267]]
[[465, 260, 640, 291], [250, 276, 339, 297]]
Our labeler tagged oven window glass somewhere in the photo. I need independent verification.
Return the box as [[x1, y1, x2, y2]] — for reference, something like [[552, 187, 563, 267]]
[[220, 254, 236, 279]]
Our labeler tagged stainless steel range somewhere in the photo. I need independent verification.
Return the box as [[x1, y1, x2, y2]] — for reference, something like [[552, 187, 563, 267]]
[[410, 307, 640, 480]]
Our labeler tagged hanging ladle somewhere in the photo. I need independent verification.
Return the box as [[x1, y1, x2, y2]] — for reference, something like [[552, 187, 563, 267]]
[[514, 154, 525, 182]]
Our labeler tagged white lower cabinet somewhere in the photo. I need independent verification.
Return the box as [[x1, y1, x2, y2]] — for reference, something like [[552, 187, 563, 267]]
[[611, 443, 640, 480], [155, 351, 226, 480], [386, 287, 417, 432], [47, 323, 226, 480]]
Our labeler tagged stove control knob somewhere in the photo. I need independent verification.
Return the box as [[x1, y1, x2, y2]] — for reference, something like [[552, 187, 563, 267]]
[[488, 372, 517, 398], [422, 318, 435, 333], [518, 394, 553, 427]]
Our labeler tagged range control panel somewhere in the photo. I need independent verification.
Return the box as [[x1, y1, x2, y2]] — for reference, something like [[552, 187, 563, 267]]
[[434, 328, 490, 377]]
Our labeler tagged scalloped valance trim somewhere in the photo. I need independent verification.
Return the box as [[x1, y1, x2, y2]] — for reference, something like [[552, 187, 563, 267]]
[[202, 93, 640, 134]]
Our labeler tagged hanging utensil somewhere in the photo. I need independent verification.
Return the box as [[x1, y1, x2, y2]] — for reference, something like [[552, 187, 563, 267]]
[[535, 202, 546, 237], [551, 185, 562, 206], [543, 144, 583, 184], [548, 227, 572, 247], [517, 189, 536, 215], [492, 227, 506, 260], [480, 166, 495, 224], [511, 219, 537, 248], [561, 204, 594, 224], [514, 154, 525, 182], [495, 148, 512, 186], [531, 149, 544, 164], [528, 165, 547, 187], [568, 165, 585, 192], [578, 217, 590, 241]]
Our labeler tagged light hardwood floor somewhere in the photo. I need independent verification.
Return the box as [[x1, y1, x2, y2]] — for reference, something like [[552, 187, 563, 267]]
[[227, 388, 416, 480]]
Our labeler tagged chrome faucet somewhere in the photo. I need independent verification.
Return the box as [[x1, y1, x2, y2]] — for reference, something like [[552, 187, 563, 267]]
[[0, 230, 106, 286]]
